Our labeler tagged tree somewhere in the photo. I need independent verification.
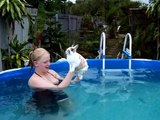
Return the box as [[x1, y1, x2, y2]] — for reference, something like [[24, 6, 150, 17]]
[[147, 0, 160, 59], [0, 0, 29, 32], [41, 17, 65, 61], [29, 0, 69, 49]]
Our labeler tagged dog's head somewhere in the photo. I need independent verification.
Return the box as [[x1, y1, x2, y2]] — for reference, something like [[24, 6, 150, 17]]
[[65, 44, 79, 55]]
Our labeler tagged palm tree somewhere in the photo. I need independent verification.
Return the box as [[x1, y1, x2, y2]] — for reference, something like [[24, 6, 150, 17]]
[[0, 0, 28, 31], [147, 0, 160, 59]]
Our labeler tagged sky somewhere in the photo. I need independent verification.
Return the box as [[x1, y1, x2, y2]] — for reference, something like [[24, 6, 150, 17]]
[[68, 0, 76, 3], [68, 0, 149, 4], [131, 0, 149, 4]]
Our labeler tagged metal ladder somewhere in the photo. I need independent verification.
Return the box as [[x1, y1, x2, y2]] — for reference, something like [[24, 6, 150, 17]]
[[121, 33, 132, 69], [98, 30, 106, 71]]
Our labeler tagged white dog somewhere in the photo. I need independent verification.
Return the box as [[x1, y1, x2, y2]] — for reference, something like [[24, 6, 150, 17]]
[[65, 44, 88, 82]]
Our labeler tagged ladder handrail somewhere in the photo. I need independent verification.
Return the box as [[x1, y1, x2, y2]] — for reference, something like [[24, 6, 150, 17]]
[[121, 33, 132, 59], [121, 33, 132, 70], [98, 31, 106, 71], [98, 32, 106, 59]]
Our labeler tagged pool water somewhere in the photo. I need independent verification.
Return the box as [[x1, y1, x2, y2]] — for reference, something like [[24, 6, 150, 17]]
[[0, 68, 160, 120]]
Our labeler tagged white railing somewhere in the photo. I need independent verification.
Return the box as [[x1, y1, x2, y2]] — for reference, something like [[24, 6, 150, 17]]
[[98, 31, 106, 71], [121, 33, 132, 69]]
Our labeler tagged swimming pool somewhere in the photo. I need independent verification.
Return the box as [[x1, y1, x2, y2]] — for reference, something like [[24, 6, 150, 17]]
[[0, 59, 160, 120]]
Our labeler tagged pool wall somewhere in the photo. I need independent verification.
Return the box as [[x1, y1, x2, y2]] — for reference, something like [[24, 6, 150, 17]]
[[0, 59, 160, 80]]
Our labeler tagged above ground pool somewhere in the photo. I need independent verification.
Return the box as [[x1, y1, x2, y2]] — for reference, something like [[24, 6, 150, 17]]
[[0, 59, 160, 120]]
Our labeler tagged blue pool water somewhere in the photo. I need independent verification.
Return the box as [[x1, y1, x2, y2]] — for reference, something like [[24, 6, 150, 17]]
[[0, 59, 160, 120]]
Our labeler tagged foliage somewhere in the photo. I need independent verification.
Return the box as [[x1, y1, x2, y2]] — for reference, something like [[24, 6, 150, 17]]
[[35, 2, 46, 33], [1, 0, 159, 63], [119, 1, 141, 33], [81, 14, 94, 30], [29, 1, 47, 47], [146, 0, 160, 59], [77, 28, 101, 58], [2, 36, 31, 69], [29, 1, 51, 48], [0, 0, 29, 29], [70, 0, 141, 38], [26, 0, 73, 13], [25, 0, 39, 8], [29, 0, 71, 48], [147, 0, 160, 17], [133, 23, 157, 59], [28, 0, 74, 58], [41, 17, 65, 61]]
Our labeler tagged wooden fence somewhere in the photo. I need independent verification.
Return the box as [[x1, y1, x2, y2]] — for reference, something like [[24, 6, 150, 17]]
[[0, 8, 82, 71]]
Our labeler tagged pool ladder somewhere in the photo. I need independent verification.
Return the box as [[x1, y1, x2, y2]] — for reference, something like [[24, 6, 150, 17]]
[[98, 32, 132, 70], [98, 32, 133, 81], [98, 31, 106, 71], [121, 33, 132, 69]]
